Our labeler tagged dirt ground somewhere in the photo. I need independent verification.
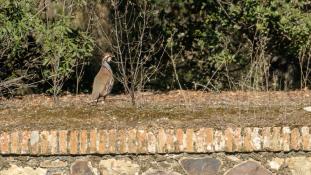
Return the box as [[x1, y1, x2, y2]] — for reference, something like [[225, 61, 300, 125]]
[[1, 90, 311, 131]]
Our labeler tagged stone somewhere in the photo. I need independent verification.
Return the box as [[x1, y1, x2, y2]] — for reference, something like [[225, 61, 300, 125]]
[[225, 160, 272, 175], [99, 159, 140, 175], [286, 157, 311, 175], [40, 159, 68, 168], [142, 168, 181, 175], [46, 169, 67, 175], [0, 164, 47, 175], [226, 156, 241, 162], [0, 157, 10, 169], [180, 157, 221, 175], [268, 158, 284, 171], [303, 106, 311, 112], [70, 160, 97, 175]]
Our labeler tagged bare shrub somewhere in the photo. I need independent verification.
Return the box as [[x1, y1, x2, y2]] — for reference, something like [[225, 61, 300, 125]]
[[108, 0, 164, 105], [239, 35, 270, 91], [299, 35, 311, 89]]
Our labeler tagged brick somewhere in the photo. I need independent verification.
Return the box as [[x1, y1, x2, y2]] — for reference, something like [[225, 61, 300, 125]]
[[271, 127, 281, 151], [98, 130, 108, 154], [21, 131, 31, 154], [108, 129, 117, 153], [2, 126, 309, 155], [290, 128, 301, 150], [118, 129, 128, 154], [282, 127, 291, 151], [0, 132, 10, 154], [40, 131, 50, 154], [49, 130, 58, 154], [157, 128, 166, 153], [232, 128, 242, 152], [262, 127, 271, 150], [59, 130, 68, 154], [11, 131, 20, 154], [206, 128, 214, 152], [69, 130, 79, 154], [89, 129, 98, 153], [214, 130, 225, 152], [137, 129, 147, 153], [186, 129, 194, 152], [30, 131, 39, 154], [196, 128, 207, 152], [166, 129, 175, 152], [147, 131, 156, 153], [251, 128, 262, 151], [301, 127, 311, 150], [243, 128, 252, 152], [128, 129, 137, 153], [224, 128, 233, 152], [79, 130, 88, 154], [175, 128, 184, 152]]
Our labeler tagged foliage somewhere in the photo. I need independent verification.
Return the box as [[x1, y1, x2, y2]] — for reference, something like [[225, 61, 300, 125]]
[[1, 0, 311, 97], [0, 0, 94, 98], [0, 0, 42, 88], [38, 16, 93, 100], [153, 0, 311, 90]]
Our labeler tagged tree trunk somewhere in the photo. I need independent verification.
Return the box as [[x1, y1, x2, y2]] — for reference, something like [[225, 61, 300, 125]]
[[131, 94, 135, 106]]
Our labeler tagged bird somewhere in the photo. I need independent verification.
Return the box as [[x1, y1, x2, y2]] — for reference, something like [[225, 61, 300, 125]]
[[91, 52, 114, 104]]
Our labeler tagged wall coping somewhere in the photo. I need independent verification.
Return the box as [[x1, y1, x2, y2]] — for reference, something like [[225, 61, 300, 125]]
[[0, 127, 309, 155]]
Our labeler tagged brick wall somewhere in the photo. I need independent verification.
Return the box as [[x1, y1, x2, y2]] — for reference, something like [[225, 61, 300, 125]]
[[0, 127, 310, 155]]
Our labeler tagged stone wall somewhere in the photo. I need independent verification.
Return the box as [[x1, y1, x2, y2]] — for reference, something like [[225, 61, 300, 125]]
[[1, 127, 311, 175], [2, 153, 311, 174]]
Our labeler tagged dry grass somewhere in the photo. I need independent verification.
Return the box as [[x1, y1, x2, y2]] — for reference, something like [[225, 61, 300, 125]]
[[0, 90, 311, 131]]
